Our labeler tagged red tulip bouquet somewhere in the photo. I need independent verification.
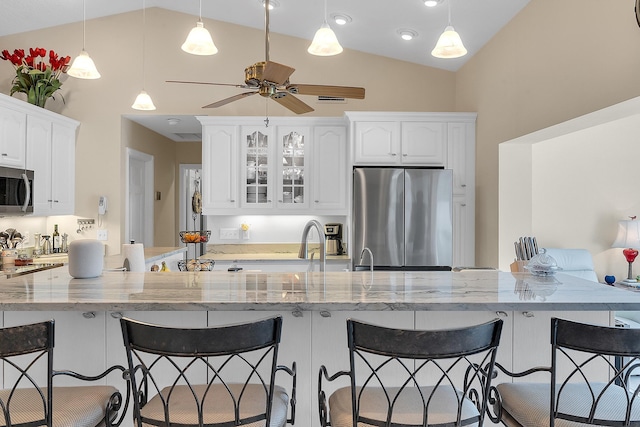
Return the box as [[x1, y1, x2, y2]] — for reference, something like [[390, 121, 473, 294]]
[[1, 48, 71, 108]]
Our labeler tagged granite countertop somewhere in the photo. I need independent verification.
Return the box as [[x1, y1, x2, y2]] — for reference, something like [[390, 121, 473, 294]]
[[0, 267, 639, 311]]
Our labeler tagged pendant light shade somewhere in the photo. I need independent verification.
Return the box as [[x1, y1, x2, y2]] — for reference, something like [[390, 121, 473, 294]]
[[308, 0, 342, 56], [68, 50, 101, 79], [431, 0, 467, 59], [132, 90, 156, 110], [431, 25, 467, 58], [308, 23, 343, 56], [182, 20, 218, 55], [68, 0, 101, 79]]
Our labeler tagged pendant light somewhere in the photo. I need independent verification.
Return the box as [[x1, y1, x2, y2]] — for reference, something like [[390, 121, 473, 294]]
[[132, 0, 156, 110], [307, 0, 343, 56], [181, 0, 218, 55], [431, 0, 467, 59], [67, 0, 101, 79]]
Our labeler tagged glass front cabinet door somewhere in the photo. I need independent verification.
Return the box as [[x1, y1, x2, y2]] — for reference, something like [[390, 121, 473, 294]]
[[242, 126, 273, 209], [277, 126, 309, 210]]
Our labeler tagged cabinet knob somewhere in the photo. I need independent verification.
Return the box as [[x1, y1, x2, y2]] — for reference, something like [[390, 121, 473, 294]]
[[315, 200, 319, 203], [82, 311, 96, 319], [461, 203, 466, 207], [495, 311, 509, 318], [230, 199, 235, 202], [292, 309, 303, 318], [320, 310, 332, 318], [1, 153, 7, 157], [390, 153, 397, 156], [267, 199, 272, 203], [522, 311, 535, 318], [110, 312, 123, 319], [402, 153, 408, 157], [279, 200, 283, 203], [461, 184, 467, 188], [47, 199, 53, 202]]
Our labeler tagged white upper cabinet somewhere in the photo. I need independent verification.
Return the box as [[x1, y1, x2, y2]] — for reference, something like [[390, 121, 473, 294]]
[[0, 94, 80, 216], [400, 122, 446, 165], [201, 125, 239, 212], [198, 116, 348, 215], [0, 101, 27, 169], [353, 121, 399, 164]]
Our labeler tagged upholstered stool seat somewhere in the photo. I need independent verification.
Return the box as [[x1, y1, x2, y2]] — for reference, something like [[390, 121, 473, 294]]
[[497, 382, 640, 427], [327, 386, 481, 427], [0, 386, 119, 427], [140, 384, 289, 427]]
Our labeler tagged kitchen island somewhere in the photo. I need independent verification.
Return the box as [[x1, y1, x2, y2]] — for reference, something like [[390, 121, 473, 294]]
[[1, 268, 639, 427]]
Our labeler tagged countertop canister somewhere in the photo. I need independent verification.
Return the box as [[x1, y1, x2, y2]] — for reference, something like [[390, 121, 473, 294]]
[[68, 239, 104, 278], [122, 242, 145, 272]]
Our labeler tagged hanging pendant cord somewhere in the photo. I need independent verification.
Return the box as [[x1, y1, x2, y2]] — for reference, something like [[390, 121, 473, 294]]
[[142, 0, 146, 90], [198, 0, 202, 21], [265, 0, 270, 62], [82, 0, 87, 49], [447, 0, 452, 25]]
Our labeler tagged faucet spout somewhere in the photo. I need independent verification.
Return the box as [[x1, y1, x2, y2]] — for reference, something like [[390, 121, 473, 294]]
[[298, 220, 326, 272], [359, 247, 374, 273]]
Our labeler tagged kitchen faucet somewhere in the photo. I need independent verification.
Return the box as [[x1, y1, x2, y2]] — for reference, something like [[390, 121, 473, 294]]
[[359, 247, 374, 273], [298, 220, 326, 272]]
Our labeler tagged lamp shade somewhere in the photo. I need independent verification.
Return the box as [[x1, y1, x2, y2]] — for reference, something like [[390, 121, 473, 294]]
[[308, 23, 343, 56], [132, 90, 156, 111], [67, 50, 101, 79], [431, 25, 467, 59], [612, 219, 640, 248], [181, 21, 218, 55]]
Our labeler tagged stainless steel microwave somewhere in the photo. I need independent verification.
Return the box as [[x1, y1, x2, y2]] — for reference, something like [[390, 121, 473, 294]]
[[0, 166, 33, 215]]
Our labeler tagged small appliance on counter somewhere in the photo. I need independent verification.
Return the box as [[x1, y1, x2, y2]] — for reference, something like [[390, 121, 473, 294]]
[[324, 223, 344, 255]]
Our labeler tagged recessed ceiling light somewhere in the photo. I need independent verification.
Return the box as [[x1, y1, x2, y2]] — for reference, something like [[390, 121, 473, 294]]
[[397, 29, 418, 41], [167, 118, 181, 126], [260, 0, 280, 10], [330, 13, 352, 25], [424, 0, 443, 7]]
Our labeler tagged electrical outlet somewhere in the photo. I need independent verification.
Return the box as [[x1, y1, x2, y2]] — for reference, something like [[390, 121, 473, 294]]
[[219, 228, 239, 240], [96, 229, 108, 241]]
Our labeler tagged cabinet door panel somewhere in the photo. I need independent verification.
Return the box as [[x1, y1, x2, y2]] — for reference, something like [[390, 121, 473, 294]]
[[202, 126, 238, 212], [49, 122, 75, 215], [354, 122, 399, 164], [0, 106, 26, 168], [453, 196, 474, 267], [27, 115, 53, 214], [277, 126, 309, 210], [401, 122, 446, 165], [447, 122, 474, 196], [241, 126, 274, 209], [312, 126, 347, 212]]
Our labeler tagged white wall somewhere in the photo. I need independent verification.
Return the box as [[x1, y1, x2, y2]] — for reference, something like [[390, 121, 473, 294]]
[[499, 96, 640, 281]]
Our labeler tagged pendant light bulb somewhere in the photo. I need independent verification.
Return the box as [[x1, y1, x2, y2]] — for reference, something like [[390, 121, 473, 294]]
[[68, 0, 101, 79], [308, 0, 342, 56], [182, 20, 218, 55], [68, 50, 101, 79], [132, 90, 156, 111]]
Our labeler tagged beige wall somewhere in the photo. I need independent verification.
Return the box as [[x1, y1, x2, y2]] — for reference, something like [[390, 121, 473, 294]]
[[0, 8, 455, 254], [457, 0, 640, 267]]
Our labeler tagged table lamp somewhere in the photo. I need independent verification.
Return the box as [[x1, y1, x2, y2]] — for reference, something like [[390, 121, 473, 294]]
[[612, 216, 640, 284]]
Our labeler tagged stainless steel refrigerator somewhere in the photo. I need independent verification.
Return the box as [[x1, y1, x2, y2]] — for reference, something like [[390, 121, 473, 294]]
[[352, 167, 453, 270]]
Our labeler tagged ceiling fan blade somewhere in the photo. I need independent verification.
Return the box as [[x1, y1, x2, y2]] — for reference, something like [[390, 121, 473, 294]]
[[262, 61, 295, 85], [287, 84, 365, 99], [271, 92, 314, 114], [203, 92, 258, 108], [167, 80, 249, 89]]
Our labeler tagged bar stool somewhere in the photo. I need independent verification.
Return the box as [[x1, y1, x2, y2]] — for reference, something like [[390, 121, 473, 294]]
[[120, 315, 296, 427], [0, 320, 128, 427], [493, 317, 640, 426], [318, 318, 503, 427]]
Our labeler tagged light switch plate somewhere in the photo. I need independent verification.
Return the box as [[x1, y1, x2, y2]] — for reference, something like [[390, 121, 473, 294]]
[[97, 229, 108, 241], [220, 228, 239, 240]]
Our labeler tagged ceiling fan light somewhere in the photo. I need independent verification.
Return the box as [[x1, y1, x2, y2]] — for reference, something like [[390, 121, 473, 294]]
[[182, 21, 218, 55], [68, 50, 101, 79], [132, 90, 156, 111], [431, 25, 467, 58], [308, 23, 343, 56]]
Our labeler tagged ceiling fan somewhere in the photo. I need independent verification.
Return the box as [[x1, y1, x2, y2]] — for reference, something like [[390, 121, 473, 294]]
[[167, 0, 365, 114]]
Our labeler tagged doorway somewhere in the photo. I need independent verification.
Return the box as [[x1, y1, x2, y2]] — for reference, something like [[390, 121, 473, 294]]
[[179, 164, 207, 258], [126, 148, 154, 246]]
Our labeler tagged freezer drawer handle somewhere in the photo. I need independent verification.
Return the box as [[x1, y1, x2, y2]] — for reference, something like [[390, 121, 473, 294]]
[[495, 311, 508, 318]]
